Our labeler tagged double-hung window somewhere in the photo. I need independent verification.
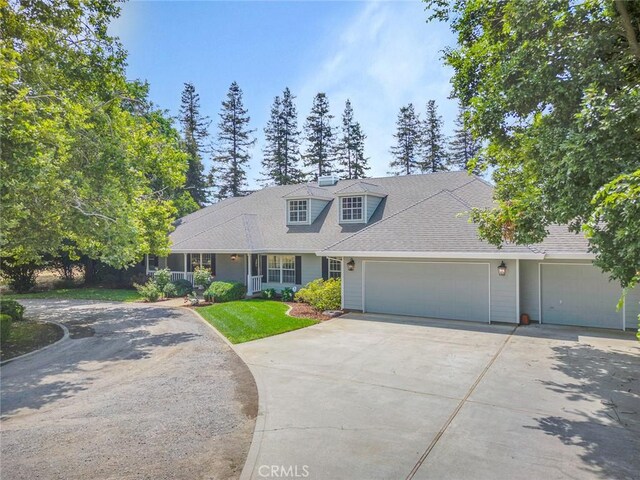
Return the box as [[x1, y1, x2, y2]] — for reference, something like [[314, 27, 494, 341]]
[[328, 258, 342, 279], [340, 196, 364, 222], [188, 253, 212, 272], [267, 255, 296, 284], [288, 199, 308, 224]]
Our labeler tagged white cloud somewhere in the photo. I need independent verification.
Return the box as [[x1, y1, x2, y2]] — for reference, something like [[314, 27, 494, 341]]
[[293, 0, 458, 178]]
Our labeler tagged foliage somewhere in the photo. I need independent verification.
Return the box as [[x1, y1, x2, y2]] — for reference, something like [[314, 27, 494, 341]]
[[389, 104, 422, 175], [179, 82, 210, 205], [173, 278, 194, 296], [204, 281, 247, 303], [262, 288, 277, 299], [153, 268, 171, 291], [261, 88, 304, 186], [449, 103, 482, 174], [336, 100, 369, 180], [193, 267, 213, 289], [134, 281, 161, 302], [281, 287, 295, 302], [426, 0, 640, 290], [421, 100, 448, 173], [0, 259, 42, 293], [295, 278, 341, 311], [198, 299, 317, 344], [0, 299, 25, 321], [304, 93, 336, 179], [0, 313, 11, 344], [212, 82, 255, 199], [162, 282, 178, 298], [1, 1, 188, 271], [3, 288, 141, 302]]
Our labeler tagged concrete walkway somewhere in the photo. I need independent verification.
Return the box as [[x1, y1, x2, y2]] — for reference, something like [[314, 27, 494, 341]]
[[1, 300, 258, 480], [236, 313, 640, 480]]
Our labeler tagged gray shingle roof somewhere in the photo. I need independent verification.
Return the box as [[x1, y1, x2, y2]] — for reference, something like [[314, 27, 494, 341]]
[[334, 181, 387, 196], [168, 171, 591, 257]]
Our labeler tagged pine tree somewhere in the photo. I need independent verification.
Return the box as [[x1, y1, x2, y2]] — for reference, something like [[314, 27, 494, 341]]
[[212, 82, 255, 199], [420, 100, 448, 173], [303, 93, 335, 180], [388, 104, 421, 175], [336, 100, 369, 179], [179, 82, 210, 205], [448, 104, 482, 174], [260, 87, 303, 185]]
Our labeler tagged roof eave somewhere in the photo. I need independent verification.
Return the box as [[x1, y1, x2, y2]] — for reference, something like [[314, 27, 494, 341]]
[[315, 250, 545, 260]]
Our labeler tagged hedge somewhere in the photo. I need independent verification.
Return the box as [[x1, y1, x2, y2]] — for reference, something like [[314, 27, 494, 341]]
[[204, 282, 247, 303], [0, 299, 25, 321]]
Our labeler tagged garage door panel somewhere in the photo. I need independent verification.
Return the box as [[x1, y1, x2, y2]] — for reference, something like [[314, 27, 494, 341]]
[[364, 262, 489, 323], [541, 264, 622, 329]]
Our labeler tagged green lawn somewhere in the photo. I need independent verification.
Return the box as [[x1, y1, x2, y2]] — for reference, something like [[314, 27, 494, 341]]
[[1, 321, 64, 361], [197, 299, 317, 344], [2, 287, 141, 302]]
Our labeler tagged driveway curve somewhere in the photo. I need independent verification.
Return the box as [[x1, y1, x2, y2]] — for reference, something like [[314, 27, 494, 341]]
[[0, 299, 257, 480]]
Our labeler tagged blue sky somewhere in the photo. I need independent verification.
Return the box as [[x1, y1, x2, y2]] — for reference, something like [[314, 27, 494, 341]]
[[111, 1, 458, 188]]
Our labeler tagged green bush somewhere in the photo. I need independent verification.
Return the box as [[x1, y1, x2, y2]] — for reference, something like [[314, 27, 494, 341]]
[[262, 288, 276, 299], [173, 278, 193, 296], [193, 267, 213, 289], [153, 268, 171, 291], [281, 287, 294, 302], [0, 299, 25, 321], [204, 281, 247, 303], [134, 280, 161, 302], [295, 278, 341, 311], [162, 282, 178, 298], [0, 313, 12, 343]]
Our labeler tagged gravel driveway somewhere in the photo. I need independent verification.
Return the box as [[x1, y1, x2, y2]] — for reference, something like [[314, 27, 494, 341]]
[[0, 299, 257, 480]]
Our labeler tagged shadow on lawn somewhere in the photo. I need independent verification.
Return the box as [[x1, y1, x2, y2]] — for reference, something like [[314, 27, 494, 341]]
[[528, 343, 640, 479], [0, 302, 201, 417]]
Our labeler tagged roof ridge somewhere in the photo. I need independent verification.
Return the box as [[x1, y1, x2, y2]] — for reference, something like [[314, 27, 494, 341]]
[[171, 213, 247, 248], [177, 197, 242, 225]]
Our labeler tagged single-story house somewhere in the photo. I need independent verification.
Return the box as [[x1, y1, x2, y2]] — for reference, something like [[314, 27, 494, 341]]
[[147, 171, 639, 330]]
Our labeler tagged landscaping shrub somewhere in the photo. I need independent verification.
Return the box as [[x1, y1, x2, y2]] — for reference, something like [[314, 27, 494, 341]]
[[204, 281, 247, 303], [173, 278, 193, 296], [0, 259, 41, 293], [193, 267, 213, 289], [133, 280, 161, 302], [153, 268, 171, 291], [281, 287, 294, 302], [295, 278, 341, 311], [162, 282, 178, 298], [0, 299, 25, 321], [262, 288, 276, 299], [0, 313, 11, 343]]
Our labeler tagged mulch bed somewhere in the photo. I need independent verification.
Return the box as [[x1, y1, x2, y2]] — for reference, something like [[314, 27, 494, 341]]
[[285, 302, 333, 321]]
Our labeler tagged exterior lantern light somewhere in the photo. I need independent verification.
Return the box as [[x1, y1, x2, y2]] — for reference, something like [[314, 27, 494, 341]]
[[497, 261, 507, 276], [347, 258, 356, 271], [231, 254, 238, 261]]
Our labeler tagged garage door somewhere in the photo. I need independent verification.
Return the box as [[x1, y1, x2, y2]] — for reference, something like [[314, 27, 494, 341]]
[[541, 264, 622, 329], [363, 261, 490, 322]]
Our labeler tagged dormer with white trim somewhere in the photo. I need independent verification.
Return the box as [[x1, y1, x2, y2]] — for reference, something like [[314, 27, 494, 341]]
[[283, 184, 333, 226], [334, 181, 387, 224]]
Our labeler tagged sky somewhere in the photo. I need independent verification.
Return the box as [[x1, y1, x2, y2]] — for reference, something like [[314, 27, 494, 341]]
[[110, 0, 458, 188]]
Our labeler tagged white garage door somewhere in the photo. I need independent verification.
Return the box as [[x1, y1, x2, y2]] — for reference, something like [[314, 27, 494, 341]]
[[541, 264, 623, 329], [363, 261, 490, 323]]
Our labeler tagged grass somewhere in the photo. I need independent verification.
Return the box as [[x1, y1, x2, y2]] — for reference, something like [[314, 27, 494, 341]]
[[2, 287, 141, 302], [1, 321, 64, 361], [197, 299, 318, 343]]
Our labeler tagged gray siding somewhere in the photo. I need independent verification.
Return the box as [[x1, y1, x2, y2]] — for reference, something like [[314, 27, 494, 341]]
[[626, 288, 640, 331], [309, 199, 330, 224], [366, 195, 383, 222], [215, 254, 245, 284], [519, 260, 539, 321], [261, 253, 322, 291]]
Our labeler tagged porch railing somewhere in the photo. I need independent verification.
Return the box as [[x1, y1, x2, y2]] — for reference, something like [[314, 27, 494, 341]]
[[247, 275, 262, 295], [168, 271, 194, 284]]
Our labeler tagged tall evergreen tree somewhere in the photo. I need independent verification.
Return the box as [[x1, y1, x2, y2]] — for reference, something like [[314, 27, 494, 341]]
[[448, 104, 482, 174], [336, 100, 369, 179], [212, 82, 255, 199], [388, 104, 421, 175], [421, 100, 448, 173], [303, 93, 335, 179], [179, 82, 210, 205], [260, 88, 303, 185]]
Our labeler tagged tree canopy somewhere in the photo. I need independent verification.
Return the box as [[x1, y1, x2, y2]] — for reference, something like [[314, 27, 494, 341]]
[[426, 0, 640, 288]]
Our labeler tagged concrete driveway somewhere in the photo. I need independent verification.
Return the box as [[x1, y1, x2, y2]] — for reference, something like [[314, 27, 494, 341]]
[[1, 300, 257, 480], [236, 313, 640, 480]]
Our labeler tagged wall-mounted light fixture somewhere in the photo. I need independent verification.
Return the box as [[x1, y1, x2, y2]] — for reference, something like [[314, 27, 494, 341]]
[[497, 261, 507, 276], [346, 258, 356, 271], [230, 254, 238, 261]]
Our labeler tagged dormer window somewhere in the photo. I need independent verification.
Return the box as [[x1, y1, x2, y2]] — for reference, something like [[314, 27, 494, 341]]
[[288, 199, 308, 224], [340, 196, 364, 222]]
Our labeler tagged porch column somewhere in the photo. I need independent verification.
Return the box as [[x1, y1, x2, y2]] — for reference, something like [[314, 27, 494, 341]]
[[145, 254, 149, 275], [246, 255, 253, 295]]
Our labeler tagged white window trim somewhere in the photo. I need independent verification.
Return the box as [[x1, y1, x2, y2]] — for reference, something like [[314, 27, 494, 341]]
[[339, 195, 365, 223], [287, 199, 310, 225], [328, 258, 342, 278], [267, 255, 296, 284]]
